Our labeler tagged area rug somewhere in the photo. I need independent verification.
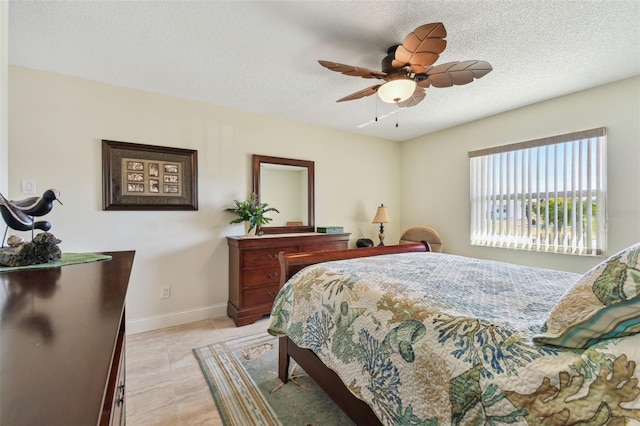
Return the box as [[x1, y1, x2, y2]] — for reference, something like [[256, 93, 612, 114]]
[[193, 332, 355, 426]]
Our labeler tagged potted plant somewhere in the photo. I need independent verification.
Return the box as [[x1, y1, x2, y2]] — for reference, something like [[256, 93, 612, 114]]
[[225, 192, 279, 235]]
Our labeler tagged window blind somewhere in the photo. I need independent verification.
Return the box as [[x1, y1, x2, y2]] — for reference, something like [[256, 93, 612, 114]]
[[469, 128, 606, 255]]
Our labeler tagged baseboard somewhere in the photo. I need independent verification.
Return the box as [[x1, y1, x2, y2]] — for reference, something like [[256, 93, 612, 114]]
[[126, 303, 228, 335]]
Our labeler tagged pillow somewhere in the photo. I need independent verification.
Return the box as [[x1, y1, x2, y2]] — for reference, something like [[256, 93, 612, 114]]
[[533, 242, 640, 348]]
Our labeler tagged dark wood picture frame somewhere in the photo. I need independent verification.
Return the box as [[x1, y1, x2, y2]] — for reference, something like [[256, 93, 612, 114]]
[[102, 140, 198, 210], [252, 155, 315, 234]]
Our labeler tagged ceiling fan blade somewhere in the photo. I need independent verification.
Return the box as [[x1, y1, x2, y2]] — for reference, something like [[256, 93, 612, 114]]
[[392, 23, 447, 68], [318, 60, 387, 79], [417, 60, 493, 88], [397, 87, 426, 108], [336, 85, 382, 102]]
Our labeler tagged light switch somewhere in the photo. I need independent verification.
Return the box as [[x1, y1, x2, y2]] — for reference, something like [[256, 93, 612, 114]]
[[22, 179, 37, 195]]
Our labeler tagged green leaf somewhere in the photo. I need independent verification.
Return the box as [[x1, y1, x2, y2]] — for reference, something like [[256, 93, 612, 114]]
[[223, 192, 279, 227]]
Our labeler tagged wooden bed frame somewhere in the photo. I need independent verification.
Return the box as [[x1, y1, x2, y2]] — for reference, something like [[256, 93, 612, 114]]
[[276, 242, 430, 425]]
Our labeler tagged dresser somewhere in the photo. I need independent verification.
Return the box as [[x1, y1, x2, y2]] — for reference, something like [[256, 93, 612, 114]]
[[0, 251, 135, 426], [227, 233, 350, 326]]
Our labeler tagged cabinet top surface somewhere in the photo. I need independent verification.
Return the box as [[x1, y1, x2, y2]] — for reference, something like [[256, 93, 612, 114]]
[[227, 232, 350, 241], [0, 250, 135, 425]]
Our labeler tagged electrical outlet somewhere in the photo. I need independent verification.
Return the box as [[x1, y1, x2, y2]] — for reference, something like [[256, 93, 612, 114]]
[[22, 179, 37, 195], [160, 286, 171, 299]]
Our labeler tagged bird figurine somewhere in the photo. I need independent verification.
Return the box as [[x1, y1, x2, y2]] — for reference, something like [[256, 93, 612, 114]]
[[10, 188, 62, 217], [0, 191, 55, 247]]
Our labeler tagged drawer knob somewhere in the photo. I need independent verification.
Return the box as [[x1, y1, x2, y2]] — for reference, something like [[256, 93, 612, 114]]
[[267, 254, 278, 260], [267, 272, 278, 279], [116, 383, 125, 406], [267, 291, 277, 298]]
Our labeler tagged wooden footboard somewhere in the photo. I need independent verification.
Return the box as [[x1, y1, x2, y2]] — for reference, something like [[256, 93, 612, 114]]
[[280, 336, 383, 425], [277, 241, 430, 288], [276, 242, 429, 425]]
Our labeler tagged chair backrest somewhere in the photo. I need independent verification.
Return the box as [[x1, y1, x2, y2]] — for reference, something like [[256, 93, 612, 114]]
[[399, 226, 443, 253]]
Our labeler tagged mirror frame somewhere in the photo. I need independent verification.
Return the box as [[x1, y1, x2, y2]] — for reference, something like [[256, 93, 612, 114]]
[[252, 154, 315, 234]]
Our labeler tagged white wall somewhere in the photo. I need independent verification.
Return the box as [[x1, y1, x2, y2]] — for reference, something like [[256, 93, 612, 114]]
[[400, 76, 640, 273], [7, 66, 401, 333], [0, 2, 8, 193]]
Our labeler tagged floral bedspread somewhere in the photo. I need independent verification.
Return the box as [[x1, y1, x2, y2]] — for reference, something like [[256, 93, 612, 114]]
[[267, 252, 640, 425]]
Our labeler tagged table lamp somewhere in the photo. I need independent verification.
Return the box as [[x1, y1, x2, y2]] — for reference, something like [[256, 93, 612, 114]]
[[371, 204, 391, 246]]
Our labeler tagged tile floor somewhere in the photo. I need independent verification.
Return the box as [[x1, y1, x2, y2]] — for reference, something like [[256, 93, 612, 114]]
[[125, 315, 270, 425]]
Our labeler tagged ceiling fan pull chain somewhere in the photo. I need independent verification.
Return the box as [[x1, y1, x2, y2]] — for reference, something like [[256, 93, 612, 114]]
[[375, 97, 378, 122], [395, 109, 399, 128]]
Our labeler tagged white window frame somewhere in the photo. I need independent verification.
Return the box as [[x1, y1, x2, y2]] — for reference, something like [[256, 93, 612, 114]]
[[469, 128, 607, 256]]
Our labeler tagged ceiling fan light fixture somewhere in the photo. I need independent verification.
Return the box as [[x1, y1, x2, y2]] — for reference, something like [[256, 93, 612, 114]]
[[377, 79, 416, 104]]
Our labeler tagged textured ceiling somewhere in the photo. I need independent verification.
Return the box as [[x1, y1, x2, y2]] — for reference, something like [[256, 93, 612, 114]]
[[8, 1, 640, 142]]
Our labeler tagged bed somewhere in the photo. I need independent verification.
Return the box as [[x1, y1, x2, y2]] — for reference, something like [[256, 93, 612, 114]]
[[267, 242, 640, 425]]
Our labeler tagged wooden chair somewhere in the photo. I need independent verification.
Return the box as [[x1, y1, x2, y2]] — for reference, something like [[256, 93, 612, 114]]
[[399, 226, 443, 253]]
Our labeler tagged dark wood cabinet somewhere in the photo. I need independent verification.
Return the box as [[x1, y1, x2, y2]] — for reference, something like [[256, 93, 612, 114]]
[[101, 308, 127, 426], [0, 251, 135, 426], [227, 233, 350, 326]]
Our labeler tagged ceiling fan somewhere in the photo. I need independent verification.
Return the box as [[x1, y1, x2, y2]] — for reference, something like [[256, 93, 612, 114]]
[[318, 23, 492, 107]]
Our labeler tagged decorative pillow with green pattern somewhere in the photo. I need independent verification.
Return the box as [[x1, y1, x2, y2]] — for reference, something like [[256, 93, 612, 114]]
[[534, 242, 640, 348]]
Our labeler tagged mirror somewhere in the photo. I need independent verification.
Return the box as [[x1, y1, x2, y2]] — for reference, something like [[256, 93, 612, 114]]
[[253, 154, 314, 234]]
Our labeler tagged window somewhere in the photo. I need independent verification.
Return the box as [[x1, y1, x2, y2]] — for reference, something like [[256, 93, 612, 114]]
[[469, 128, 606, 255]]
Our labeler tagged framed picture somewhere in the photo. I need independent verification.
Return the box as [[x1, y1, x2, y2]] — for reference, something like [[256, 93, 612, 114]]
[[102, 140, 198, 210]]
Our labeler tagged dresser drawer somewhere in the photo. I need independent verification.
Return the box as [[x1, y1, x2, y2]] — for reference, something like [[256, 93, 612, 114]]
[[243, 267, 280, 287], [300, 242, 348, 252], [243, 246, 298, 268], [243, 285, 279, 307]]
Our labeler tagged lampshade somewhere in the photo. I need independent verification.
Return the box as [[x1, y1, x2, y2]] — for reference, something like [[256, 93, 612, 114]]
[[372, 204, 392, 223], [377, 79, 417, 104]]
